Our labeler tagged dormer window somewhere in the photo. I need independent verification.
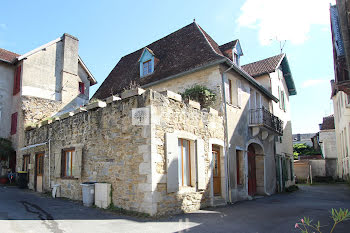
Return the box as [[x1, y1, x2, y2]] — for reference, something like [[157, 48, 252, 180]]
[[234, 52, 239, 66], [143, 60, 153, 76], [139, 47, 155, 77]]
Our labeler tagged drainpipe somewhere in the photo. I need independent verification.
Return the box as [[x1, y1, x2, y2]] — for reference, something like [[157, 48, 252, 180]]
[[221, 64, 234, 203]]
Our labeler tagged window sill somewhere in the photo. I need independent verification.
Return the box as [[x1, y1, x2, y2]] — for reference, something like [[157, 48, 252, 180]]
[[140, 73, 154, 78], [60, 177, 78, 180], [226, 103, 241, 109], [178, 186, 196, 194]]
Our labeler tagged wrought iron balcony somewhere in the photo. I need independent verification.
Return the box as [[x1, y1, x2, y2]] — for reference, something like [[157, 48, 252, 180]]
[[249, 107, 283, 135]]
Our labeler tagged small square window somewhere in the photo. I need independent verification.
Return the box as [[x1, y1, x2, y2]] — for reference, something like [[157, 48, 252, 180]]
[[143, 60, 152, 76], [79, 82, 85, 94]]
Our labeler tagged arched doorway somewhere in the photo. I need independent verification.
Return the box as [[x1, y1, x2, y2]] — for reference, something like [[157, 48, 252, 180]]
[[247, 143, 264, 196]]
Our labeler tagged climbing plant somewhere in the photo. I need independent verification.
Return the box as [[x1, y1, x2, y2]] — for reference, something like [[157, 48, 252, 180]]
[[0, 138, 14, 159], [181, 85, 216, 108]]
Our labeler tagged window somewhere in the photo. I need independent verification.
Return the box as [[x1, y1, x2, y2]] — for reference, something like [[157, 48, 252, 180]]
[[234, 53, 239, 66], [178, 139, 191, 186], [36, 153, 44, 176], [62, 149, 75, 177], [10, 112, 18, 135], [13, 65, 21, 95], [23, 155, 30, 171], [236, 150, 244, 185], [143, 60, 153, 76], [79, 82, 85, 94]]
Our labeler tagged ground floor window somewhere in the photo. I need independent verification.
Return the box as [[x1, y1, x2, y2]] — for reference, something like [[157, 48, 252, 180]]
[[62, 149, 75, 177], [23, 155, 30, 171], [178, 139, 191, 186]]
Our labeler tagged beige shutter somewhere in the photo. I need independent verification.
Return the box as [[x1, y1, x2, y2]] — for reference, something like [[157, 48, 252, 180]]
[[196, 138, 206, 190], [166, 133, 179, 193], [237, 79, 242, 107], [72, 145, 83, 179], [54, 151, 61, 178], [224, 75, 230, 103]]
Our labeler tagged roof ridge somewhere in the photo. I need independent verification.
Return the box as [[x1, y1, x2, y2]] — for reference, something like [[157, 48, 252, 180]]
[[194, 22, 225, 58]]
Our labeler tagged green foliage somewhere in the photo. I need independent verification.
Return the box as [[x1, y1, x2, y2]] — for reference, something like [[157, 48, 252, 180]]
[[293, 143, 320, 159], [181, 85, 216, 108], [285, 185, 299, 192], [0, 138, 14, 158], [295, 208, 350, 233]]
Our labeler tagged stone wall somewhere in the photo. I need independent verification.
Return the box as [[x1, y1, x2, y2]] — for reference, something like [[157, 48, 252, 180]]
[[22, 96, 62, 126], [150, 91, 224, 215], [21, 89, 224, 216]]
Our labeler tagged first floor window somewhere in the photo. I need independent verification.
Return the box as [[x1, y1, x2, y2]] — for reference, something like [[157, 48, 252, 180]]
[[62, 149, 75, 177], [178, 139, 191, 186]]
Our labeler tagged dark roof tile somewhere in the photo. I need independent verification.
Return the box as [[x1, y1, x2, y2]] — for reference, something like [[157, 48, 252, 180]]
[[241, 54, 284, 77], [320, 115, 335, 130], [0, 48, 19, 63]]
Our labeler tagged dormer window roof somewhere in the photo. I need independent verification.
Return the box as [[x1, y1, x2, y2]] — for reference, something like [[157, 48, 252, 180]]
[[219, 40, 243, 66], [139, 47, 155, 77]]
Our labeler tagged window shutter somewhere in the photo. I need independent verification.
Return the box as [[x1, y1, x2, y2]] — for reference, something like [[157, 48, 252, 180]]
[[224, 75, 231, 103], [54, 151, 61, 178], [13, 66, 21, 95], [166, 133, 179, 193], [237, 80, 242, 107], [10, 112, 17, 135], [72, 145, 83, 179], [196, 138, 206, 190]]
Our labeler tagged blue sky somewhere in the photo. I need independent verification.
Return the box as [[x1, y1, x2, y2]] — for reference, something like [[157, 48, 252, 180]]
[[0, 0, 334, 133]]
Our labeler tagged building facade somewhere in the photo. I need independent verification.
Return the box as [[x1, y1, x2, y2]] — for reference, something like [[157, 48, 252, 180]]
[[330, 1, 350, 179], [0, 33, 96, 176]]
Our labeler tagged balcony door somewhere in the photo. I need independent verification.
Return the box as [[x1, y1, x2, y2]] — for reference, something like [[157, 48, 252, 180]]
[[248, 146, 257, 196]]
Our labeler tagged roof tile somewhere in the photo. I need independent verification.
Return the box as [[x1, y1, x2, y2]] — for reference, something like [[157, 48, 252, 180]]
[[0, 48, 19, 63], [241, 54, 284, 77]]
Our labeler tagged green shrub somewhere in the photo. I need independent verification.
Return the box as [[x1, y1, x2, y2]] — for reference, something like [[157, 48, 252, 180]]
[[181, 85, 216, 108]]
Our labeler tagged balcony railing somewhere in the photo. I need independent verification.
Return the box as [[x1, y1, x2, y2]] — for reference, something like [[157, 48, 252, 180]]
[[249, 107, 283, 135]]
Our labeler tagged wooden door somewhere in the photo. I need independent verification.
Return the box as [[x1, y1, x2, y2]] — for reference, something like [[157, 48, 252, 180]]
[[36, 153, 44, 192], [248, 151, 257, 196], [212, 146, 221, 195]]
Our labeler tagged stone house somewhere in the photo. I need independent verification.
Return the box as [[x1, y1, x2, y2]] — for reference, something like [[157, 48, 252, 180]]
[[93, 22, 296, 206], [0, 33, 96, 176], [21, 89, 224, 216], [330, 1, 350, 179], [241, 54, 297, 190]]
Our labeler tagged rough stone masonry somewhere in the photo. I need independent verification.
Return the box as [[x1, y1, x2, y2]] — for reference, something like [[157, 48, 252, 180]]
[[20, 89, 224, 216]]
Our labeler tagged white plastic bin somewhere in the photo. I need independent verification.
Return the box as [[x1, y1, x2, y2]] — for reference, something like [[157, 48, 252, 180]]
[[80, 182, 96, 207]]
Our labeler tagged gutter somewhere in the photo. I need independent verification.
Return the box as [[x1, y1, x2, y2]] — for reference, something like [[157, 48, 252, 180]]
[[20, 142, 47, 151]]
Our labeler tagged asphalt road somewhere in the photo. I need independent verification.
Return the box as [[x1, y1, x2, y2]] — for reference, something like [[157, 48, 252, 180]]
[[0, 184, 349, 233]]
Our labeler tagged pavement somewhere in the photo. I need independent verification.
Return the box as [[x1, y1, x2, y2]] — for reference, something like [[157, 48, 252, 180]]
[[0, 184, 350, 233]]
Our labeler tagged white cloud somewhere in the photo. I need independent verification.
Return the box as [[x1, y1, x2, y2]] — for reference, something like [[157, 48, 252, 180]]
[[237, 0, 335, 45], [301, 79, 329, 88]]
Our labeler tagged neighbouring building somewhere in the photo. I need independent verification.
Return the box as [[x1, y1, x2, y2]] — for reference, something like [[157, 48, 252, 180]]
[[241, 53, 297, 190], [0, 34, 96, 176], [330, 1, 350, 179]]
